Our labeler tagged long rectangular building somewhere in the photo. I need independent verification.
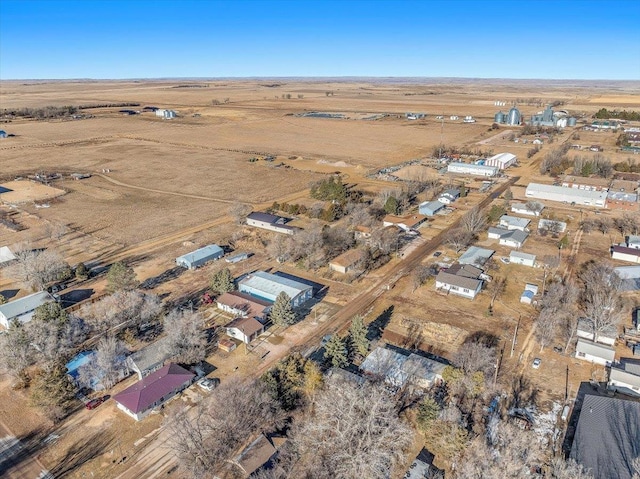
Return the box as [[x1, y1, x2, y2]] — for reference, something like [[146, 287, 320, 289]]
[[238, 271, 313, 308], [447, 162, 498, 177], [485, 152, 517, 170], [525, 183, 608, 208]]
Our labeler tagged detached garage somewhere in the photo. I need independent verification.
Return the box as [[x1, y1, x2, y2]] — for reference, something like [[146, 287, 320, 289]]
[[176, 244, 224, 269]]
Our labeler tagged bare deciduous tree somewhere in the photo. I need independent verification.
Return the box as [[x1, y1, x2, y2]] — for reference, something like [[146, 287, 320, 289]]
[[446, 228, 474, 253], [163, 310, 207, 364], [229, 202, 252, 225], [546, 457, 594, 479], [81, 290, 161, 334], [578, 261, 624, 343], [7, 246, 70, 291], [167, 378, 285, 479], [283, 377, 412, 479], [370, 226, 399, 255], [78, 335, 128, 389], [461, 206, 486, 234]]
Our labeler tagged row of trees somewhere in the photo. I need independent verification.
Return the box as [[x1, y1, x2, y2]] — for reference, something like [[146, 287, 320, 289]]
[[581, 212, 640, 238], [594, 108, 640, 121]]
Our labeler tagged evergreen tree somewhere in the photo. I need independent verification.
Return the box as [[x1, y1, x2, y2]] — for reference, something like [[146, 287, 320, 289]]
[[349, 315, 369, 358], [270, 292, 296, 326], [75, 262, 88, 280], [324, 334, 348, 368], [383, 196, 399, 215], [210, 268, 235, 294], [30, 362, 76, 421], [33, 302, 68, 324], [416, 396, 441, 432], [106, 261, 138, 293]]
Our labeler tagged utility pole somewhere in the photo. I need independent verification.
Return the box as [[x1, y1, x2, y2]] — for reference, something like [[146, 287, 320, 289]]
[[565, 365, 570, 402], [511, 315, 521, 358], [493, 346, 503, 386]]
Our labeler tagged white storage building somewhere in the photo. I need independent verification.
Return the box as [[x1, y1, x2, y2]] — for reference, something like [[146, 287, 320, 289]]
[[447, 163, 498, 177], [0, 291, 55, 329], [485, 153, 517, 170], [525, 183, 608, 208], [575, 339, 615, 365], [176, 244, 224, 269], [510, 251, 536, 267]]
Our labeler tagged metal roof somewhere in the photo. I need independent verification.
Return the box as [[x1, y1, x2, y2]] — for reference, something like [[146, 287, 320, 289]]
[[526, 183, 608, 202], [436, 271, 482, 291], [0, 291, 54, 322], [113, 363, 194, 414], [570, 394, 640, 479], [487, 152, 516, 165], [419, 200, 445, 212], [575, 339, 616, 361], [176, 244, 223, 265], [239, 271, 312, 299], [538, 218, 567, 231], [459, 246, 494, 266], [0, 246, 16, 264], [127, 336, 173, 373], [247, 212, 286, 224], [360, 346, 447, 388], [510, 251, 536, 261], [500, 215, 530, 228], [503, 229, 529, 244]]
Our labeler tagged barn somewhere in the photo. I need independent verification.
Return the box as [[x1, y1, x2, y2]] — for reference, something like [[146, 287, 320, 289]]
[[176, 244, 224, 269]]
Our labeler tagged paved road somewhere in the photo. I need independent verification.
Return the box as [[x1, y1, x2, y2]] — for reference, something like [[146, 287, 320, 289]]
[[114, 176, 520, 479], [0, 421, 51, 479]]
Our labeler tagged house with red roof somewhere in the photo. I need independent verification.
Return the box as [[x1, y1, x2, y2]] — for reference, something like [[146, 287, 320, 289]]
[[113, 363, 195, 421]]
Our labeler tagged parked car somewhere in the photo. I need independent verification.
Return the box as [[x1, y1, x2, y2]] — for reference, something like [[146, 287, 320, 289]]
[[85, 395, 110, 410], [532, 358, 542, 369], [197, 377, 219, 392], [433, 251, 442, 257]]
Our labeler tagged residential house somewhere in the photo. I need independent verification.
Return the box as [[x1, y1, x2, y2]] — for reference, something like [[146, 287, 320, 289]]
[[113, 364, 194, 421], [488, 227, 529, 248], [608, 358, 640, 397], [0, 291, 55, 329], [126, 336, 173, 380], [510, 251, 536, 267], [458, 246, 495, 267], [382, 214, 428, 232], [231, 434, 287, 477], [570, 394, 640, 479], [435, 264, 483, 300], [246, 212, 297, 235], [238, 271, 313, 308], [511, 202, 544, 216], [438, 188, 460, 205], [225, 316, 265, 344], [499, 215, 530, 231], [353, 225, 373, 241], [176, 244, 224, 269], [419, 200, 446, 217], [626, 235, 640, 250], [611, 245, 640, 264], [360, 346, 448, 390], [576, 318, 617, 346], [575, 338, 616, 365], [485, 152, 517, 170], [404, 448, 445, 479], [614, 266, 640, 291], [66, 350, 129, 391], [520, 283, 538, 304], [216, 291, 271, 322], [328, 249, 365, 274]]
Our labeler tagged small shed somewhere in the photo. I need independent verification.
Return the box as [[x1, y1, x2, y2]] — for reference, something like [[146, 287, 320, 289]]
[[0, 130, 7, 139], [176, 244, 224, 269], [520, 283, 538, 304]]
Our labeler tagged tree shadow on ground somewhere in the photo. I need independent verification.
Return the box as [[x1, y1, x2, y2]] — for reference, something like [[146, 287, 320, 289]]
[[49, 428, 116, 477], [366, 305, 394, 342]]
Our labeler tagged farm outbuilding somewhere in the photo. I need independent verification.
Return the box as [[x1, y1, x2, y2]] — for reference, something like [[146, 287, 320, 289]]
[[176, 244, 224, 269], [238, 271, 313, 308], [525, 183, 608, 208], [485, 153, 517, 170], [419, 200, 445, 217], [447, 162, 498, 177]]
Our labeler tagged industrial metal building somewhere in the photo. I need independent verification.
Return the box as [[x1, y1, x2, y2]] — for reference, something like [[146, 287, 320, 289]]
[[485, 153, 517, 170], [176, 244, 224, 269], [0, 291, 55, 329], [525, 183, 608, 208], [419, 200, 445, 217], [238, 271, 313, 308], [447, 162, 498, 177]]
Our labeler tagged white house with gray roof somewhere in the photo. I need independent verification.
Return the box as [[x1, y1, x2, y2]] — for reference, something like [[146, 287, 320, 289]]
[[575, 338, 616, 365], [608, 358, 640, 397], [488, 227, 529, 248], [238, 271, 312, 308], [499, 215, 530, 231], [511, 202, 544, 216], [510, 251, 536, 267], [0, 291, 55, 329], [435, 266, 483, 300]]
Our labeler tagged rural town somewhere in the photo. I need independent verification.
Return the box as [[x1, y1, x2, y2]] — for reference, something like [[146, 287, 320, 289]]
[[1, 1, 639, 479]]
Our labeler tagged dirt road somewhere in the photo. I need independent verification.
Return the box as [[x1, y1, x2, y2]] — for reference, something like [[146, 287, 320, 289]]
[[113, 176, 520, 479], [0, 420, 50, 479]]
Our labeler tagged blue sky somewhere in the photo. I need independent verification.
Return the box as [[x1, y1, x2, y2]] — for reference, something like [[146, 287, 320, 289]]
[[1, 0, 638, 80]]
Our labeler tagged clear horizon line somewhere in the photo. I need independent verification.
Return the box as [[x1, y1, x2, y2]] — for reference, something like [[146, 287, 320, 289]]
[[2, 76, 639, 83]]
